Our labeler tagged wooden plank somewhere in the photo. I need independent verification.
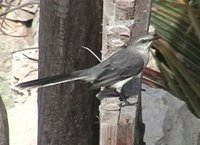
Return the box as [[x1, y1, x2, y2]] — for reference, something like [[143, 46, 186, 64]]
[[132, 0, 152, 144], [100, 98, 121, 145], [100, 0, 152, 144], [100, 0, 137, 144], [117, 97, 137, 145]]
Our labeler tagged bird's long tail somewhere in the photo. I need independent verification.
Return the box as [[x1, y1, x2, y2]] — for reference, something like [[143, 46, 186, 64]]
[[16, 70, 87, 88]]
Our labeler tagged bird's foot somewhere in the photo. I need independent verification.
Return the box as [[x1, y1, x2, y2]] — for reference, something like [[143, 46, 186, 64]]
[[96, 88, 119, 100], [96, 88, 138, 106], [119, 95, 137, 107]]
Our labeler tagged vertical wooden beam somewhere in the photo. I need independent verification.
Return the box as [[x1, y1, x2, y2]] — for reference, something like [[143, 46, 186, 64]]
[[100, 0, 152, 144], [132, 1, 152, 145], [38, 0, 102, 145]]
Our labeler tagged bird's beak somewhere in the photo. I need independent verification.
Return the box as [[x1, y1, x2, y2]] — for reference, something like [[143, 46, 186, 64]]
[[153, 34, 160, 40], [144, 33, 158, 42]]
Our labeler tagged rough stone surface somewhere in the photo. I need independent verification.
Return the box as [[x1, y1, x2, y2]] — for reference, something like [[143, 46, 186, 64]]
[[1, 0, 39, 21], [11, 49, 38, 103], [5, 8, 35, 21], [0, 35, 29, 107], [0, 2, 39, 144], [142, 85, 200, 145]]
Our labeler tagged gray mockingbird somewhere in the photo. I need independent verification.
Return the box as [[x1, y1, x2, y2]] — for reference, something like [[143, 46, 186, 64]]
[[16, 34, 155, 102]]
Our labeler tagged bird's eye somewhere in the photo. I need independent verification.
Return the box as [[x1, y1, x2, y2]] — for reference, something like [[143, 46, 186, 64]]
[[140, 39, 146, 43]]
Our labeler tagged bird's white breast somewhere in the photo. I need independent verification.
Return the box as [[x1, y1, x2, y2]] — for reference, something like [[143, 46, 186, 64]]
[[111, 77, 133, 92]]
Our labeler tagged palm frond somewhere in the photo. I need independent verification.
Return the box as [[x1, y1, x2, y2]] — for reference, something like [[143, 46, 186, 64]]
[[151, 0, 200, 117]]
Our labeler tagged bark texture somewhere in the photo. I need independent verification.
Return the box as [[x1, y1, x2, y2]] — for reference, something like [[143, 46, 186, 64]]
[[38, 0, 102, 145], [0, 97, 9, 145]]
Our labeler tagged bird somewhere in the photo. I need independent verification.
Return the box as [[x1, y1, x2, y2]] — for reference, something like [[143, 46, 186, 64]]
[[96, 77, 144, 101], [16, 33, 155, 101]]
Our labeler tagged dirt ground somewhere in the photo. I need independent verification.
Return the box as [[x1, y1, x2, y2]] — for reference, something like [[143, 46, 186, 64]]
[[0, 34, 38, 145], [8, 95, 37, 145]]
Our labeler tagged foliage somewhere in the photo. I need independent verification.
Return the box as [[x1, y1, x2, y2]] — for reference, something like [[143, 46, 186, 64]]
[[151, 0, 200, 117]]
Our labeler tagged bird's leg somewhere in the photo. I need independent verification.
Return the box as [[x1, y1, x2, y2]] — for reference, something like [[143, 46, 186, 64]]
[[119, 94, 138, 106], [119, 88, 146, 106], [110, 90, 137, 106], [96, 87, 132, 105], [131, 88, 146, 98], [96, 87, 119, 100], [96, 87, 143, 106]]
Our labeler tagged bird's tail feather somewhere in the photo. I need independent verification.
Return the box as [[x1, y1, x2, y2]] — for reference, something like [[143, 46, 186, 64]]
[[16, 71, 87, 88]]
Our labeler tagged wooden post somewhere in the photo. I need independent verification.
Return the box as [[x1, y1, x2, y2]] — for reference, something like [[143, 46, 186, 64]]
[[37, 0, 102, 145], [100, 0, 152, 144]]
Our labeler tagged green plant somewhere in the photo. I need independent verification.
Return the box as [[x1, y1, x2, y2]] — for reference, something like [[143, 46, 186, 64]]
[[151, 0, 200, 117]]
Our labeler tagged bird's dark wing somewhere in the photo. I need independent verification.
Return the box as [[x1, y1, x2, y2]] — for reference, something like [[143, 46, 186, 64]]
[[91, 51, 144, 89]]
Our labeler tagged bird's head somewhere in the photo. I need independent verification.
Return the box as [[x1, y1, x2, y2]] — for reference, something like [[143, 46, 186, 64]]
[[134, 33, 155, 48], [128, 33, 157, 54]]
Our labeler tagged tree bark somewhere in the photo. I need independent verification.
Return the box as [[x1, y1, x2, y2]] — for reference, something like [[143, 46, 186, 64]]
[[0, 97, 9, 145], [38, 0, 102, 145]]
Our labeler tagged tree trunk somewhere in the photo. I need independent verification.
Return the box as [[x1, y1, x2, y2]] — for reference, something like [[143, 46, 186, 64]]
[[0, 97, 9, 145], [38, 0, 102, 145]]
